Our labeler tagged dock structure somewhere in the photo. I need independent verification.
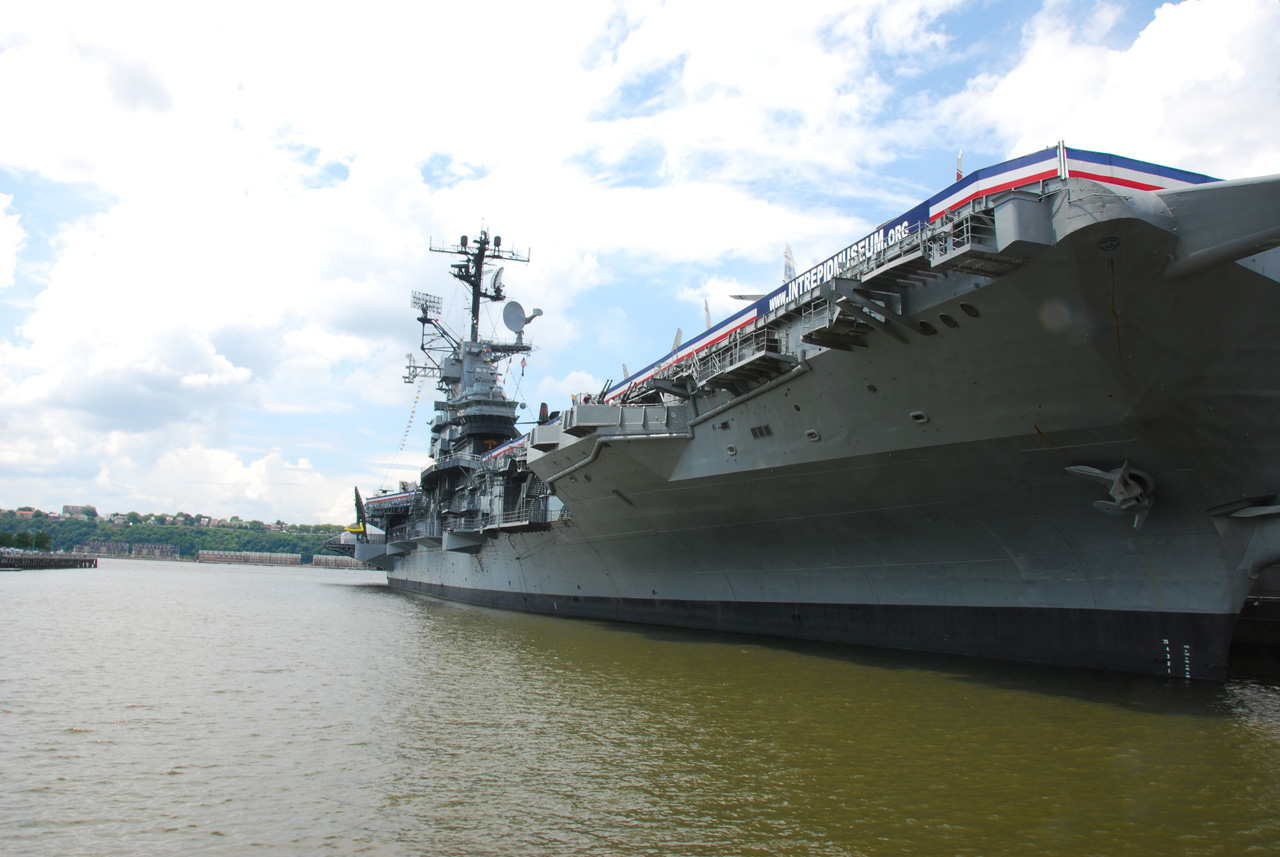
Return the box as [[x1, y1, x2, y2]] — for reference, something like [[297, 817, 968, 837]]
[[0, 553, 98, 570], [196, 550, 302, 566]]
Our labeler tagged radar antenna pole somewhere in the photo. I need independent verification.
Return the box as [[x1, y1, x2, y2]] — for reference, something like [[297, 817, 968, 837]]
[[430, 230, 530, 342]]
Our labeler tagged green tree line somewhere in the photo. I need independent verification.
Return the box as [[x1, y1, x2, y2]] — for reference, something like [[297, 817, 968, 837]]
[[0, 530, 53, 550], [0, 518, 342, 560]]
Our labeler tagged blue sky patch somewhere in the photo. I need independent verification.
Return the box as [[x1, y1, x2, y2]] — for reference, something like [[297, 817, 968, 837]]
[[592, 54, 688, 121], [569, 141, 667, 188], [0, 168, 115, 262], [418, 153, 490, 189], [282, 141, 321, 166], [0, 169, 116, 342], [305, 160, 351, 189]]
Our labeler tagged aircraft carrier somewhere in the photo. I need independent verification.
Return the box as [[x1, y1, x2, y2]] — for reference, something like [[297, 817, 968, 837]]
[[336, 144, 1280, 680]]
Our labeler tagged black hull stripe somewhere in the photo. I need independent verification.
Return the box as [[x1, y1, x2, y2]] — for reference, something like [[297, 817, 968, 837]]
[[388, 577, 1235, 680]]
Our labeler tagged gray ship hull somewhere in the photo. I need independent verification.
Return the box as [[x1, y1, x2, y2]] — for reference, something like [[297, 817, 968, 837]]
[[364, 148, 1280, 680], [385, 420, 1253, 680]]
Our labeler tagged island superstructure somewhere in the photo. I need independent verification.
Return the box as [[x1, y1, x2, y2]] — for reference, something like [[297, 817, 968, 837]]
[[333, 144, 1280, 680]]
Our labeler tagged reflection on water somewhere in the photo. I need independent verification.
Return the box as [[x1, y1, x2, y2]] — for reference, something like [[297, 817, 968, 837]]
[[2, 560, 1278, 856]]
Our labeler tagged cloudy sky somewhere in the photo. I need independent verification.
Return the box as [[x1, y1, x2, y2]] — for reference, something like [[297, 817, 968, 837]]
[[2, 0, 1278, 524]]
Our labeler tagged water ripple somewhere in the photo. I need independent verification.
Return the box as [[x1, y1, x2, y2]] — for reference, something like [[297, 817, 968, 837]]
[[2, 560, 1278, 855]]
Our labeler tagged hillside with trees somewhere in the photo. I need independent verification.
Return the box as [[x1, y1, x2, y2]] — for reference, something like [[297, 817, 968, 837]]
[[0, 514, 346, 560]]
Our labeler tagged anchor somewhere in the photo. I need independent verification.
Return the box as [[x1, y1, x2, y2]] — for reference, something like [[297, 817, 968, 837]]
[[1066, 460, 1155, 529]]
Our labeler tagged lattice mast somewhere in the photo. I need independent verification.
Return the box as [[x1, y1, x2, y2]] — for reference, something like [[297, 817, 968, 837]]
[[431, 229, 530, 343]]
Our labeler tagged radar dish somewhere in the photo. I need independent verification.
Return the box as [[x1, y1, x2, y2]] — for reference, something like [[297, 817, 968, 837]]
[[503, 300, 527, 334]]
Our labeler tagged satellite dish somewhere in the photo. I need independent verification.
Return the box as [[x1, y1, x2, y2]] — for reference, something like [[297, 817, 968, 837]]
[[503, 301, 544, 339], [503, 300, 528, 334]]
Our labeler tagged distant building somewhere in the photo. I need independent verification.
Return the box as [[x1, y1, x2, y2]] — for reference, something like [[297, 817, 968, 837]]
[[62, 505, 97, 518], [74, 541, 179, 558], [131, 543, 179, 558]]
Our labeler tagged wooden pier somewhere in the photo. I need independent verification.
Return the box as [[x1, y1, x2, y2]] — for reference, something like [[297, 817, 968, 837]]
[[0, 553, 98, 570]]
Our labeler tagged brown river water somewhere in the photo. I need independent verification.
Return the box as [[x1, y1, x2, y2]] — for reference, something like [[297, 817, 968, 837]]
[[2, 558, 1278, 855]]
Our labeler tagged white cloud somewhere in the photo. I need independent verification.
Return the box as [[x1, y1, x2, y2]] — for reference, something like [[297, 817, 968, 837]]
[[677, 276, 764, 323], [110, 444, 342, 522], [539, 370, 606, 404], [945, 0, 1280, 176]]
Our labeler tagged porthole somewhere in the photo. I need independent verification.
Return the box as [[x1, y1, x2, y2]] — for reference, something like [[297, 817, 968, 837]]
[[726, 444, 737, 455], [960, 302, 980, 318], [866, 384, 878, 393], [918, 321, 938, 335], [939, 314, 958, 328], [910, 411, 930, 424], [805, 429, 821, 442]]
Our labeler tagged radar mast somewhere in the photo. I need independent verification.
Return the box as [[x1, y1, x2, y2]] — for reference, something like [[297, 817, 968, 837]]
[[430, 229, 530, 343], [404, 228, 540, 458]]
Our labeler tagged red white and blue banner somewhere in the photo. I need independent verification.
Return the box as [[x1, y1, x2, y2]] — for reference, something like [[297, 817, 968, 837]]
[[601, 143, 1217, 402], [1062, 148, 1213, 193]]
